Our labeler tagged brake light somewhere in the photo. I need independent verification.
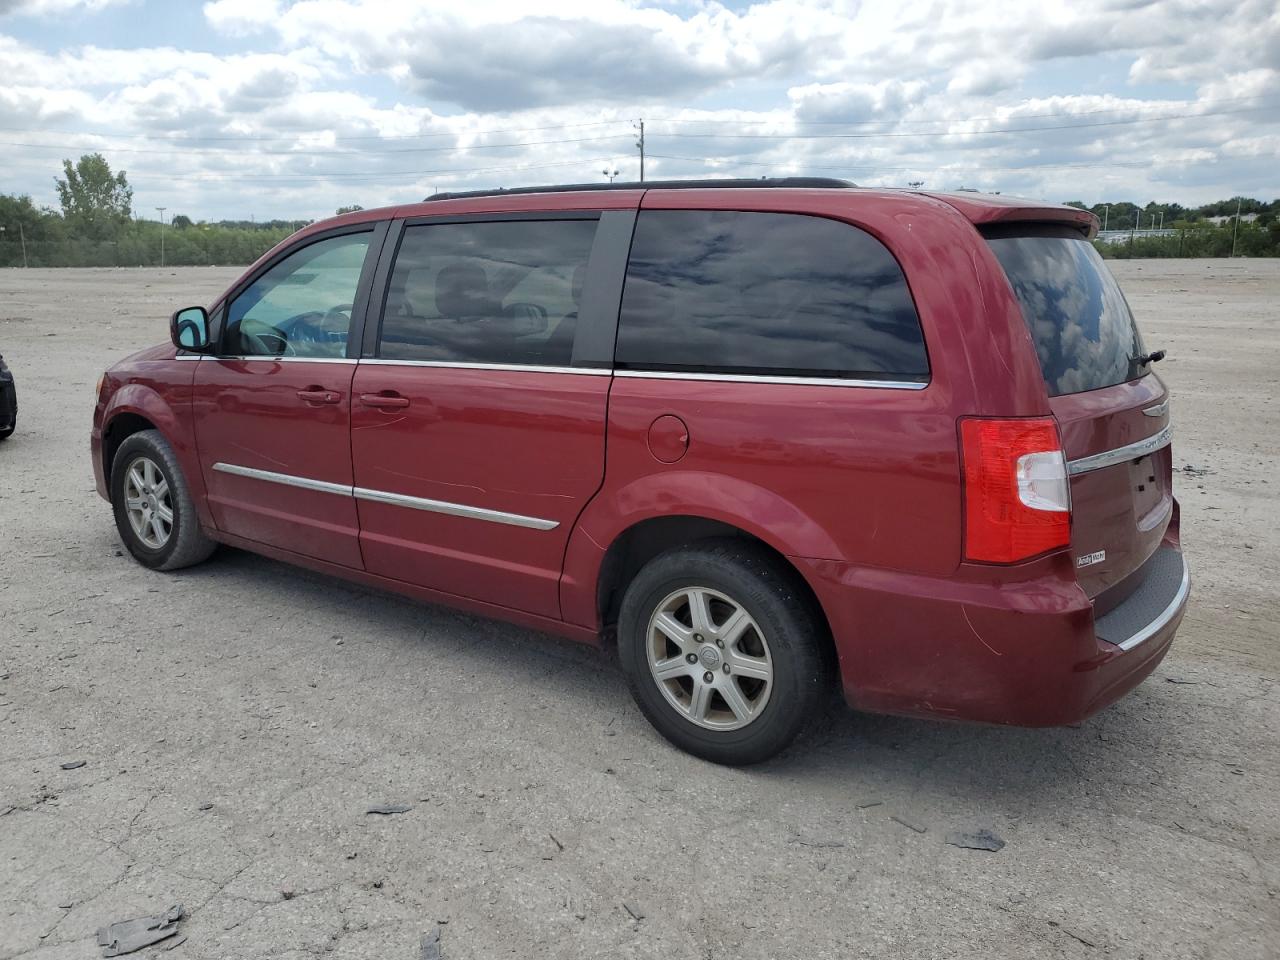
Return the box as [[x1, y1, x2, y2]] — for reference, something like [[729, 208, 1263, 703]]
[[960, 417, 1070, 563]]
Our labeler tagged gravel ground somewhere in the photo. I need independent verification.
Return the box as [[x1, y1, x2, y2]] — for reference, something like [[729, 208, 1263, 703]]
[[0, 261, 1277, 960]]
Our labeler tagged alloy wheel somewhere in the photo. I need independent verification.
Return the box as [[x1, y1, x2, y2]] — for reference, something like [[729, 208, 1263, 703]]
[[123, 456, 173, 549], [645, 586, 774, 731]]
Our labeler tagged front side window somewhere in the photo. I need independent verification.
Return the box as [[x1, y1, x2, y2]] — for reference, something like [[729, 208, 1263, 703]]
[[615, 210, 929, 381], [226, 232, 371, 358], [379, 219, 598, 366]]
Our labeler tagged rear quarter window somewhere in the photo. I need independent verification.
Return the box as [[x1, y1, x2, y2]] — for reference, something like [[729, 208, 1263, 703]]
[[615, 210, 929, 381], [985, 230, 1147, 397]]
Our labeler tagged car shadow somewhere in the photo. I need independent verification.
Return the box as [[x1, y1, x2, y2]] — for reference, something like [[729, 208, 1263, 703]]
[[188, 546, 1174, 811]]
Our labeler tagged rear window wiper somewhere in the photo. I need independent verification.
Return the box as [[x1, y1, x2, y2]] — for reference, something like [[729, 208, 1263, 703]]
[[1133, 349, 1166, 365]]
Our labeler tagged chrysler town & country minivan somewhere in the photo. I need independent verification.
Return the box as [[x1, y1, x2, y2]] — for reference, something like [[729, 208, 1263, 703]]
[[91, 179, 1189, 763]]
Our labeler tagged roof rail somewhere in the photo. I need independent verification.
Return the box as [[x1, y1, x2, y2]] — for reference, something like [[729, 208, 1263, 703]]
[[424, 177, 855, 202]]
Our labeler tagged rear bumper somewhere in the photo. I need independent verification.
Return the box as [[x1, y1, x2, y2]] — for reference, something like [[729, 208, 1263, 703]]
[[795, 534, 1188, 727]]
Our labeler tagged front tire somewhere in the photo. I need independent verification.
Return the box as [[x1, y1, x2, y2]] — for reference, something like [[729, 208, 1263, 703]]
[[110, 429, 217, 571], [618, 539, 832, 765]]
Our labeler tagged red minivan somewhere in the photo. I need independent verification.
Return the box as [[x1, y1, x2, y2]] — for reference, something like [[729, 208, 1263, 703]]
[[91, 179, 1189, 763]]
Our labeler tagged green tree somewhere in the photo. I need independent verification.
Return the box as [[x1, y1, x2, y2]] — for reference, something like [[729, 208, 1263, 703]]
[[335, 204, 364, 215], [171, 214, 194, 230], [54, 153, 132, 239]]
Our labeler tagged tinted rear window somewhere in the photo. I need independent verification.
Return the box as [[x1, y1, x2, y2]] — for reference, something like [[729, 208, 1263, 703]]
[[986, 232, 1146, 397], [616, 210, 929, 381]]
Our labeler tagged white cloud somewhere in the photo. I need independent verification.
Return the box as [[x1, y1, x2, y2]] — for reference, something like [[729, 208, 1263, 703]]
[[0, 0, 1276, 218]]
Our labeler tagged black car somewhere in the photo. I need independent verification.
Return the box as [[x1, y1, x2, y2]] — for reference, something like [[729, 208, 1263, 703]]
[[0, 353, 15, 439]]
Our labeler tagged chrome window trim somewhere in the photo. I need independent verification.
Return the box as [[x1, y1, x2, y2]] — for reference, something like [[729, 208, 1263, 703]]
[[210, 462, 559, 530], [353, 486, 559, 530], [613, 370, 928, 390], [1114, 554, 1190, 652], [1067, 425, 1173, 476], [212, 462, 353, 497], [211, 355, 358, 364], [359, 359, 610, 376]]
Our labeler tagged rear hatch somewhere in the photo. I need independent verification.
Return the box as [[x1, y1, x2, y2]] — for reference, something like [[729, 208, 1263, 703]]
[[984, 226, 1172, 606]]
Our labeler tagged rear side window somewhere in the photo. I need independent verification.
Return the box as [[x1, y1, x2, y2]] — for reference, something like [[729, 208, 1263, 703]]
[[379, 219, 598, 366], [986, 231, 1146, 397], [616, 210, 929, 381]]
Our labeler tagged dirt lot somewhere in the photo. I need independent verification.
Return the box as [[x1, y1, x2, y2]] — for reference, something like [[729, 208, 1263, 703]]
[[1, 260, 1277, 960]]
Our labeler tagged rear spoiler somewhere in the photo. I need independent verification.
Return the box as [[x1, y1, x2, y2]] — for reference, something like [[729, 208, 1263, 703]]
[[923, 192, 1099, 240]]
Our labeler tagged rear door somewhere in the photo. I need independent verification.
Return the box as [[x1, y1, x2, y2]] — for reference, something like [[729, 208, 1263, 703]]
[[985, 227, 1172, 599], [193, 226, 383, 568], [348, 210, 634, 617]]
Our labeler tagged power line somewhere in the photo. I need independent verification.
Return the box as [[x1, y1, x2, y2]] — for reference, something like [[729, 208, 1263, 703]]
[[646, 93, 1275, 127], [653, 104, 1278, 140], [645, 152, 1157, 172], [0, 118, 632, 143], [7, 94, 1273, 150], [123, 156, 623, 184], [0, 133, 633, 157]]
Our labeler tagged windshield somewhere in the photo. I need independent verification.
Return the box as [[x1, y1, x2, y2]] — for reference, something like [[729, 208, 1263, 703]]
[[986, 230, 1147, 397]]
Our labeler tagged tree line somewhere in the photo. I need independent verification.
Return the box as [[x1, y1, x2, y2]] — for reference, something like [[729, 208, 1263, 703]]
[[2, 153, 1279, 267], [0, 154, 323, 268]]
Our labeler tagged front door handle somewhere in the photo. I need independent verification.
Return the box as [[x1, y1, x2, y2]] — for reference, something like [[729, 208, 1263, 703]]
[[359, 392, 411, 410], [297, 388, 340, 404]]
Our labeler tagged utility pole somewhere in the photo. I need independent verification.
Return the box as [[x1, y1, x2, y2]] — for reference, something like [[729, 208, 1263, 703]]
[[634, 119, 645, 183], [1102, 204, 1109, 231], [18, 223, 26, 267], [155, 207, 167, 267], [1231, 196, 1242, 257]]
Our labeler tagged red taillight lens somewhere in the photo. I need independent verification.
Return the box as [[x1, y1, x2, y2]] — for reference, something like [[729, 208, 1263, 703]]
[[960, 417, 1070, 564]]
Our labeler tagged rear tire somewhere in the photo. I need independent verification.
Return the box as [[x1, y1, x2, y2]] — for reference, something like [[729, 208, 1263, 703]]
[[110, 429, 217, 571], [618, 539, 831, 764]]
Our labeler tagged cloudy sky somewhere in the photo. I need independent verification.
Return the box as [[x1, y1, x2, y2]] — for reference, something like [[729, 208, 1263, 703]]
[[1, 0, 1277, 221]]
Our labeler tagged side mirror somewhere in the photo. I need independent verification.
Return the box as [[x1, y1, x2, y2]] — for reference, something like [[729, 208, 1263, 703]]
[[170, 306, 212, 352]]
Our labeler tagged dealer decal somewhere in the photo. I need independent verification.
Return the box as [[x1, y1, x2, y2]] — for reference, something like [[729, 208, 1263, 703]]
[[1077, 550, 1106, 568]]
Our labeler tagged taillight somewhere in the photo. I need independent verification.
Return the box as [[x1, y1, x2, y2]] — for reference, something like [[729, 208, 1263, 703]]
[[960, 417, 1070, 563]]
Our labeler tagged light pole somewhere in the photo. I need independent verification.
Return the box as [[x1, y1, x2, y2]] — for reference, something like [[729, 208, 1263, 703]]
[[1102, 204, 1109, 231], [634, 119, 645, 183], [602, 166, 619, 183], [155, 207, 167, 267], [1231, 196, 1242, 257]]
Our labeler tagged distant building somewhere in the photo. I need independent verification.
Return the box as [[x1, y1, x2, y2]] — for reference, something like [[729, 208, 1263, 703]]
[[1206, 213, 1259, 225]]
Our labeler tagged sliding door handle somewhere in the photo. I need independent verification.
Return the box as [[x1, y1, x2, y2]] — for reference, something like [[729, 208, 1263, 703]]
[[359, 392, 411, 410]]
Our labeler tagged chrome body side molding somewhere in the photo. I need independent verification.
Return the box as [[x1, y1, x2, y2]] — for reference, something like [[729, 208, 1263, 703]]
[[210, 462, 559, 530]]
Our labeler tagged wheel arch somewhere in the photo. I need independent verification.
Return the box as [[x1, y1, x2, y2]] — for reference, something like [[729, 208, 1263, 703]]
[[99, 383, 210, 528], [102, 410, 159, 496], [591, 515, 835, 668]]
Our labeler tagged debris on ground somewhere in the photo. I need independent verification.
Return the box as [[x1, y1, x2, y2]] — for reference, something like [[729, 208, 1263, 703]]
[[97, 904, 184, 957], [889, 815, 927, 834], [945, 829, 1006, 852], [419, 925, 443, 960], [162, 935, 187, 951], [622, 901, 645, 921], [1047, 920, 1097, 948], [856, 800, 883, 809], [1166, 677, 1199, 684], [788, 835, 846, 848], [1180, 464, 1214, 477], [60, 760, 86, 770], [549, 833, 564, 852], [366, 803, 412, 815]]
